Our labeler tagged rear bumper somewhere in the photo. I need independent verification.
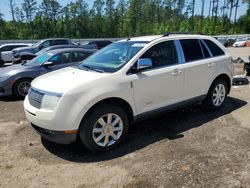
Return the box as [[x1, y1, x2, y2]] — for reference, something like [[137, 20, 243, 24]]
[[31, 123, 77, 144]]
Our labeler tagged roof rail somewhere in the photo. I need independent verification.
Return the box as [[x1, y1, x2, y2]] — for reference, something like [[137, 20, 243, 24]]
[[163, 32, 204, 37]]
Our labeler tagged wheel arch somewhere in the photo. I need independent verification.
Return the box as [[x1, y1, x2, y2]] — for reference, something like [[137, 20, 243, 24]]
[[82, 97, 134, 123], [211, 74, 231, 94], [12, 77, 33, 93]]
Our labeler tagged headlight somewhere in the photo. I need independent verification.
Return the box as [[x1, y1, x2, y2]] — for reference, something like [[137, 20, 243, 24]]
[[41, 93, 62, 110]]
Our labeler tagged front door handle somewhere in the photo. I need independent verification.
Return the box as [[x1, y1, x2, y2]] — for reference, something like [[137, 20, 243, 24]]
[[171, 69, 182, 76], [207, 63, 215, 67]]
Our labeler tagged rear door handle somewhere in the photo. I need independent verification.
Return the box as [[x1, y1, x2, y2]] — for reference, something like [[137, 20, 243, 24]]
[[207, 63, 215, 67], [171, 69, 182, 76]]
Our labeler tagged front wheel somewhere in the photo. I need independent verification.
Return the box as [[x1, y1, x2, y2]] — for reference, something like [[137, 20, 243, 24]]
[[203, 79, 228, 111], [79, 104, 129, 153], [13, 79, 31, 99]]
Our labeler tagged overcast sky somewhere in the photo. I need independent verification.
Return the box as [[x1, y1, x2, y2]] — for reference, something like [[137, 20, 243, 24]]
[[0, 0, 248, 21]]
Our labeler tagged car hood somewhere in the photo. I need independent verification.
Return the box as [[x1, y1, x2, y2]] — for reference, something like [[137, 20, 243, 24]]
[[0, 64, 33, 77], [13, 46, 35, 53], [31, 67, 110, 94]]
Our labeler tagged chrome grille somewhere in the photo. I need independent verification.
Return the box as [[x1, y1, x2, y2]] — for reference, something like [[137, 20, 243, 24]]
[[28, 87, 44, 109]]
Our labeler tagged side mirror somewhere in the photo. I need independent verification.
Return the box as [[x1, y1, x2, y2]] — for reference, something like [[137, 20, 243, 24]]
[[43, 61, 54, 67], [137, 58, 152, 70]]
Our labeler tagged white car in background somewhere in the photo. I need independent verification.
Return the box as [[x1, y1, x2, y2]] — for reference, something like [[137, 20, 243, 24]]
[[0, 43, 32, 66], [232, 38, 248, 47]]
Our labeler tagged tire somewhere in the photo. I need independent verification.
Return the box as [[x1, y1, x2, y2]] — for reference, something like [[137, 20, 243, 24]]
[[13, 79, 31, 99], [246, 69, 250, 76], [203, 79, 228, 111], [79, 104, 129, 153], [0, 60, 4, 67]]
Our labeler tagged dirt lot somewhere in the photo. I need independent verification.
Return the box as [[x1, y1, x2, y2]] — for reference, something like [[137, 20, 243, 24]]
[[0, 48, 250, 188]]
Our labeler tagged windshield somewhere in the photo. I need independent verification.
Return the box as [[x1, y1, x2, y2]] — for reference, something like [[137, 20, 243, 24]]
[[32, 40, 44, 48], [77, 41, 148, 73], [23, 52, 54, 66], [35, 47, 50, 56]]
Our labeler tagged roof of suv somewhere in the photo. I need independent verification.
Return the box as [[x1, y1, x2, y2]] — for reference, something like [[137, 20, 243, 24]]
[[120, 34, 211, 42]]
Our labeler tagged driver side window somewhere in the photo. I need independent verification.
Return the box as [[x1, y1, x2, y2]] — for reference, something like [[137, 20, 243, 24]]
[[140, 41, 178, 68], [49, 52, 71, 64]]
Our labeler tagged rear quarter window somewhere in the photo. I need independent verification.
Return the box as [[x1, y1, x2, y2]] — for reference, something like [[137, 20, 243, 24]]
[[204, 39, 225, 57]]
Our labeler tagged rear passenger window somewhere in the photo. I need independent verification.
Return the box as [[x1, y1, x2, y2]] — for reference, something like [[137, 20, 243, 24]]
[[141, 41, 178, 68], [204, 40, 225, 57], [180, 39, 203, 62]]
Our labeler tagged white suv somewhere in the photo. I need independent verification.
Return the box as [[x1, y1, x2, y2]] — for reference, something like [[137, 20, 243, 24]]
[[24, 34, 233, 152]]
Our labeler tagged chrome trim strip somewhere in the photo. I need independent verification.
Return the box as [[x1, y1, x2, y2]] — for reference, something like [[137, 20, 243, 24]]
[[30, 87, 63, 97], [201, 39, 213, 57]]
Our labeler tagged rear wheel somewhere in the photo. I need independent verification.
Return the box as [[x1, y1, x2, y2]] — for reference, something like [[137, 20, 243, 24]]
[[13, 79, 31, 99], [203, 79, 228, 111], [79, 104, 129, 153]]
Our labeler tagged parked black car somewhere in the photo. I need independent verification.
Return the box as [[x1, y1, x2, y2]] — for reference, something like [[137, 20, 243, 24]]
[[13, 44, 94, 64]]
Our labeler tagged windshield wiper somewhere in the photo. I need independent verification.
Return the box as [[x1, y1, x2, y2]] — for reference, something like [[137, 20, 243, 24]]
[[80, 64, 104, 73]]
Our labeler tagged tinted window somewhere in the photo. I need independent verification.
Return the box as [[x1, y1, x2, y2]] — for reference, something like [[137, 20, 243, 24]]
[[53, 40, 68, 45], [204, 40, 225, 57], [41, 41, 50, 49], [141, 41, 178, 68], [24, 53, 53, 66], [71, 52, 91, 62], [200, 40, 210, 58], [180, 39, 203, 62], [1, 46, 13, 51], [49, 52, 71, 64], [98, 41, 112, 47]]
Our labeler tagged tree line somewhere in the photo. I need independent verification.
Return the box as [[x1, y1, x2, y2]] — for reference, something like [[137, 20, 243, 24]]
[[0, 0, 249, 40]]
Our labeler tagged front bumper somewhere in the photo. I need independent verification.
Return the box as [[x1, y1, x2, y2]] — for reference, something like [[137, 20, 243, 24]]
[[31, 123, 77, 144], [0, 81, 13, 96], [24, 94, 85, 144]]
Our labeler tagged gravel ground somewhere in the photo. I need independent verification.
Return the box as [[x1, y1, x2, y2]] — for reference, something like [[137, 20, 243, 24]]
[[0, 48, 250, 188]]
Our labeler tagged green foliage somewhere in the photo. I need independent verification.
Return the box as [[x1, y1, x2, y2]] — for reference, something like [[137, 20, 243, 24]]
[[0, 0, 249, 39]]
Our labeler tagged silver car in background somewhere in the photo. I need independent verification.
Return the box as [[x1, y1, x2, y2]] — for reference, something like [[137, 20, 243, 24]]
[[0, 43, 32, 66]]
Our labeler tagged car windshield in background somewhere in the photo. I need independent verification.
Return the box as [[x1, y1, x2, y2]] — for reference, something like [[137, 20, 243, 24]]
[[23, 52, 53, 66], [32, 40, 43, 48], [77, 41, 148, 73], [36, 47, 49, 56]]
